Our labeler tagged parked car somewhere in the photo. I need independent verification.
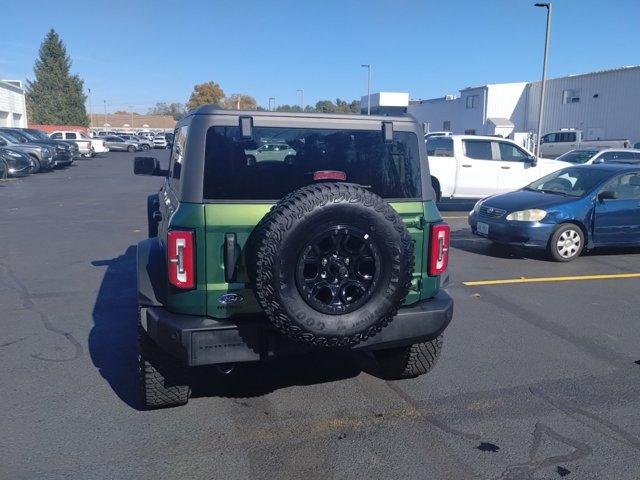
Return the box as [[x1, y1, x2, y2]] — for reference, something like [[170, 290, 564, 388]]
[[102, 136, 139, 152], [152, 133, 167, 149], [137, 131, 155, 141], [0, 128, 76, 167], [116, 134, 152, 151], [133, 107, 453, 408], [634, 142, 640, 149], [469, 164, 640, 261], [244, 142, 297, 163], [49, 130, 109, 157], [426, 134, 570, 200], [0, 131, 54, 173], [539, 130, 630, 158], [556, 148, 640, 165], [0, 147, 34, 177], [424, 131, 452, 140]]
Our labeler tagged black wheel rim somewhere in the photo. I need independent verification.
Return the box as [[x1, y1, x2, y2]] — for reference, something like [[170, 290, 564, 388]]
[[295, 226, 381, 315]]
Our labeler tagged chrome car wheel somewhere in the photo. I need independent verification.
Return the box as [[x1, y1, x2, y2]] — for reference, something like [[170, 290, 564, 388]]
[[556, 228, 581, 259]]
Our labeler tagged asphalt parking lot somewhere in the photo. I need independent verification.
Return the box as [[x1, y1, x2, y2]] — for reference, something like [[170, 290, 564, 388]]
[[1, 151, 640, 480]]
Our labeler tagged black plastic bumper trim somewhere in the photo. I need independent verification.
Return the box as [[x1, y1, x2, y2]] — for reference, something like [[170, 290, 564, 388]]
[[140, 290, 453, 367]]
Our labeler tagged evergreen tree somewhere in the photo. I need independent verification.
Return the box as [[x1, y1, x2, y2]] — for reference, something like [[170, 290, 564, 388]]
[[26, 29, 88, 126]]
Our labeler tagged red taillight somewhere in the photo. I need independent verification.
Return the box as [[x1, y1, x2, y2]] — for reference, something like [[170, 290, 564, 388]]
[[429, 223, 450, 276], [167, 230, 195, 289]]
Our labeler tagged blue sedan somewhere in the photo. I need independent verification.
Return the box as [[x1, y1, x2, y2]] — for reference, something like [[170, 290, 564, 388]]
[[468, 164, 640, 261]]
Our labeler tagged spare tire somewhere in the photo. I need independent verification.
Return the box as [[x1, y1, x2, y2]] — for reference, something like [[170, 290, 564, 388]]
[[253, 183, 414, 347]]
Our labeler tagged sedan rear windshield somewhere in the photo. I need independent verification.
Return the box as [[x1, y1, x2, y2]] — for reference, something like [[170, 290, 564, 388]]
[[203, 126, 422, 200]]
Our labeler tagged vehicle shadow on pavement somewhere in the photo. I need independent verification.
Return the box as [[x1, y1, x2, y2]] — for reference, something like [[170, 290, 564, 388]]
[[451, 229, 549, 261], [89, 245, 141, 410]]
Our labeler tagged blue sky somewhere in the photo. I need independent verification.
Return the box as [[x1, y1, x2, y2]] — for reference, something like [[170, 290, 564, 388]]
[[2, 0, 638, 112]]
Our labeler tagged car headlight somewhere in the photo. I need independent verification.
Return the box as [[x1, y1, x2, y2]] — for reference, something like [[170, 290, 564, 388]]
[[6, 151, 21, 158], [506, 209, 547, 222]]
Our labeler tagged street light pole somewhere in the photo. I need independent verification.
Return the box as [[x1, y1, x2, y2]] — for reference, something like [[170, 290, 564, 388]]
[[297, 89, 304, 110], [534, 2, 552, 157], [129, 106, 134, 130], [361, 64, 371, 115], [103, 100, 107, 129], [88, 88, 93, 128]]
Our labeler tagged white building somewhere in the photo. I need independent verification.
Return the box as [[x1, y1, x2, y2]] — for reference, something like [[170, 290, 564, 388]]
[[0, 80, 28, 127], [408, 66, 640, 145]]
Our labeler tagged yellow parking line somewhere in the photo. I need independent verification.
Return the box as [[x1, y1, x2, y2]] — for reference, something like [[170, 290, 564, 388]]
[[463, 273, 640, 286]]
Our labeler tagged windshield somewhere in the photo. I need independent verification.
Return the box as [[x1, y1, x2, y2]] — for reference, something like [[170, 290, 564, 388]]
[[557, 150, 599, 164], [525, 167, 614, 197], [79, 132, 90, 139], [203, 126, 422, 200], [0, 131, 21, 144], [22, 129, 51, 140]]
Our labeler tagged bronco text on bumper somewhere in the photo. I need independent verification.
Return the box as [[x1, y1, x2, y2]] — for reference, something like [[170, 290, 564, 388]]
[[134, 108, 453, 408]]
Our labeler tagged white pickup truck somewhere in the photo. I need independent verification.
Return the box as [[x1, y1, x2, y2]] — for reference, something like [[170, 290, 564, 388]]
[[539, 130, 629, 158], [49, 131, 109, 157], [427, 135, 571, 200]]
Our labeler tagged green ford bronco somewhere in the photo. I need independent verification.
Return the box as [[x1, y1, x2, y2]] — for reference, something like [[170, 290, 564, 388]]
[[134, 107, 453, 408]]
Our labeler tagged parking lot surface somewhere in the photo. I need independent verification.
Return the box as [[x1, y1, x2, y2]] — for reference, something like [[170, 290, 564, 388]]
[[1, 152, 640, 479]]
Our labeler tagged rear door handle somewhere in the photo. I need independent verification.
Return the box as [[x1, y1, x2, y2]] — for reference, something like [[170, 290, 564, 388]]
[[501, 166, 511, 169], [224, 233, 237, 283], [462, 164, 472, 168]]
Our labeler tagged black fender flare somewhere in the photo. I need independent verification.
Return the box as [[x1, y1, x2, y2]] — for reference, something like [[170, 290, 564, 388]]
[[137, 237, 166, 306]]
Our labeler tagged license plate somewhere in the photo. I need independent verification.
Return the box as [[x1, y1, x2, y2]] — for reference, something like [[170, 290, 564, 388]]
[[477, 222, 489, 236]]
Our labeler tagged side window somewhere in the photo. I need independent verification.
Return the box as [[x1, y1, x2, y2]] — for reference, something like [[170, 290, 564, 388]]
[[601, 173, 640, 200], [51, 132, 63, 139], [498, 142, 528, 162], [170, 126, 188, 186], [464, 140, 493, 160], [67, 132, 77, 139], [426, 137, 453, 157], [566, 132, 576, 142], [543, 133, 556, 143]]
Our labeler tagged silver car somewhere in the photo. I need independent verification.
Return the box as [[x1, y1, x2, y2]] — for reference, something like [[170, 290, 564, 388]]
[[117, 134, 152, 151], [102, 135, 139, 152]]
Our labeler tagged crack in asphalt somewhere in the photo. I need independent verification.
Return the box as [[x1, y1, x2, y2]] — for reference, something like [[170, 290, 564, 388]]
[[0, 262, 82, 362]]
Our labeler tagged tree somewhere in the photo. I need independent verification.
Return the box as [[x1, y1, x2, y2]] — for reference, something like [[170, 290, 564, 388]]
[[221, 93, 257, 110], [26, 29, 88, 126], [148, 102, 186, 120], [186, 81, 225, 110]]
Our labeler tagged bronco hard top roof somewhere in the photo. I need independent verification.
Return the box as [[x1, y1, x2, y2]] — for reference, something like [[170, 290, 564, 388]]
[[188, 105, 416, 124]]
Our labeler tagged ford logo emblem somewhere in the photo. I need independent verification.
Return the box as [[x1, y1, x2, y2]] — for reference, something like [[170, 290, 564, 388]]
[[218, 293, 244, 305]]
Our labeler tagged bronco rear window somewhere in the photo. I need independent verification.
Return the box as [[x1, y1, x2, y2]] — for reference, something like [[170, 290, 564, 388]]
[[203, 126, 422, 200]]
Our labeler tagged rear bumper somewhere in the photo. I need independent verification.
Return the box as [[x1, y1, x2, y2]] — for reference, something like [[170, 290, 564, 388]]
[[140, 291, 454, 367]]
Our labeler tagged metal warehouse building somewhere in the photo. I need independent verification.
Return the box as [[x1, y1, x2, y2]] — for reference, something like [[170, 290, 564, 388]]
[[408, 65, 640, 145], [0, 80, 28, 128]]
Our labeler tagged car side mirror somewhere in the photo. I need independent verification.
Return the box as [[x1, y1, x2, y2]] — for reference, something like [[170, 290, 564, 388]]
[[134, 156, 166, 176], [0, 139, 6, 147], [528, 155, 538, 167], [598, 190, 618, 201]]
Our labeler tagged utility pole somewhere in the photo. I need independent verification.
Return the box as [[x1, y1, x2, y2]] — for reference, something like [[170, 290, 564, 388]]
[[129, 106, 134, 130], [88, 88, 93, 128], [534, 2, 552, 157], [361, 64, 371, 115], [103, 100, 107, 129], [297, 89, 304, 110]]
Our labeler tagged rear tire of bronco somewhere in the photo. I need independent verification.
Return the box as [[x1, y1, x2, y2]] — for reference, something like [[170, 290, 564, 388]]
[[138, 327, 191, 409], [253, 182, 414, 348], [373, 335, 443, 379], [30, 156, 41, 174]]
